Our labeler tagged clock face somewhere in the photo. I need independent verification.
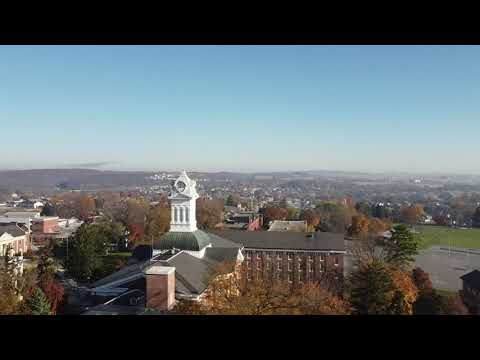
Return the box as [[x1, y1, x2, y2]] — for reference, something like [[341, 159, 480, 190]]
[[176, 181, 186, 193]]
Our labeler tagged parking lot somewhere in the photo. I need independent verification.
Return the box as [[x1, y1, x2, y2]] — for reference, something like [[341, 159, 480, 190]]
[[414, 246, 480, 291]]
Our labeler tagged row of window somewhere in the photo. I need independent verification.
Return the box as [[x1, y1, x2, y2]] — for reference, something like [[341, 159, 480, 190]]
[[245, 270, 316, 283], [173, 206, 190, 223], [244, 251, 329, 262], [245, 260, 327, 272]]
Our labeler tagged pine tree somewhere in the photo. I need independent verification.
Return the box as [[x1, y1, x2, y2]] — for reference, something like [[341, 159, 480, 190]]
[[25, 288, 52, 315], [384, 224, 419, 268], [348, 260, 395, 315]]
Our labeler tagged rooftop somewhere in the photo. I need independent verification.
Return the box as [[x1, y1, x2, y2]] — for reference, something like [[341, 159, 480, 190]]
[[461, 269, 480, 290], [268, 220, 308, 232], [209, 230, 346, 252]]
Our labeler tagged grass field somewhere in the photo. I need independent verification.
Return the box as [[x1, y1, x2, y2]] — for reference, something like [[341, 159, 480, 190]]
[[416, 225, 480, 250]]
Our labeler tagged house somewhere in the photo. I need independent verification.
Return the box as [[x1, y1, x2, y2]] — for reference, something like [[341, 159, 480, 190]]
[[460, 270, 480, 314], [0, 223, 29, 256]]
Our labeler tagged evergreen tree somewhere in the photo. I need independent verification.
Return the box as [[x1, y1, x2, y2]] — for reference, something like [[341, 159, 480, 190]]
[[384, 224, 419, 268], [472, 206, 480, 228], [225, 195, 237, 207], [25, 288, 52, 315], [348, 260, 396, 315]]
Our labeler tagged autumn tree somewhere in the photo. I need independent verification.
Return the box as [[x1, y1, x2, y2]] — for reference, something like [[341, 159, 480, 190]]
[[347, 214, 370, 238], [355, 202, 372, 217], [399, 204, 425, 225], [196, 199, 224, 230], [299, 209, 321, 229], [78, 193, 96, 220], [0, 270, 20, 315], [264, 207, 288, 226], [384, 224, 419, 269], [145, 206, 171, 240], [286, 207, 299, 221]]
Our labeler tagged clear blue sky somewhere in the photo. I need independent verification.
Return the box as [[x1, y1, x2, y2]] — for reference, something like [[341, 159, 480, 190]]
[[1, 45, 479, 174]]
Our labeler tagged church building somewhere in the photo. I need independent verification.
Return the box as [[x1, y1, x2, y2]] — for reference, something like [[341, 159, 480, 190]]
[[87, 171, 346, 313]]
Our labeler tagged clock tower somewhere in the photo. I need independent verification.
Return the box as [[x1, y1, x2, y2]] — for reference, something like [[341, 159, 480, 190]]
[[168, 171, 199, 232]]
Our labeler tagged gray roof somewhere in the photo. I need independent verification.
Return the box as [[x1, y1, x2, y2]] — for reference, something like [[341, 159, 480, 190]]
[[92, 245, 240, 296], [461, 269, 480, 290], [0, 223, 25, 237], [154, 229, 241, 251], [209, 230, 346, 252]]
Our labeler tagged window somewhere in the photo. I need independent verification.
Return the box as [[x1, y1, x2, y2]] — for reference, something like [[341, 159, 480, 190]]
[[288, 262, 292, 271], [246, 252, 251, 260], [277, 253, 282, 261], [174, 208, 178, 222], [320, 262, 325, 272], [334, 256, 339, 266], [256, 253, 261, 260], [320, 253, 325, 262], [288, 273, 293, 283], [266, 261, 271, 270], [256, 262, 261, 270], [277, 262, 281, 271], [287, 253, 293, 261], [179, 207, 184, 222], [185, 208, 189, 222], [247, 271, 251, 280], [246, 261, 251, 270], [308, 255, 313, 262], [297, 262, 301, 270], [308, 264, 313, 273], [257, 272, 261, 281], [266, 253, 271, 260]]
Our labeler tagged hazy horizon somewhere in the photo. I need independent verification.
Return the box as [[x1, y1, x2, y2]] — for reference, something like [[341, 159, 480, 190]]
[[2, 45, 479, 174]]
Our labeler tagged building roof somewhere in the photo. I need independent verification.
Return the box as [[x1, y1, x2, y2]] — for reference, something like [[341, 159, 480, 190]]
[[82, 305, 164, 315], [0, 223, 26, 237], [209, 230, 346, 252], [461, 270, 480, 290], [268, 220, 308, 232], [154, 229, 241, 251]]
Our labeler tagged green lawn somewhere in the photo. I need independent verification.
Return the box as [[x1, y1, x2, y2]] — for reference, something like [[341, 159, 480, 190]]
[[416, 225, 480, 250]]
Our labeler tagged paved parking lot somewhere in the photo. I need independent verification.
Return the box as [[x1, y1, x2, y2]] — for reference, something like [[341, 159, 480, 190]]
[[344, 242, 480, 292], [414, 246, 480, 291]]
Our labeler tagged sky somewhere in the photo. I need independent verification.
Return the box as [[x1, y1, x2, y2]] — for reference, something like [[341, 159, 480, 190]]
[[1, 45, 479, 174]]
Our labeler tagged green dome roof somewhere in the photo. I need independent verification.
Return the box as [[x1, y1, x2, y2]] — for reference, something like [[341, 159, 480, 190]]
[[155, 230, 212, 251]]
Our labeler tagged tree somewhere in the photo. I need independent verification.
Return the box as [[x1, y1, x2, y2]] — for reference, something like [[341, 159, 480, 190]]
[[225, 195, 238, 207], [66, 224, 108, 282], [348, 260, 396, 315], [37, 249, 56, 285], [299, 209, 321, 228], [41, 281, 65, 315], [286, 207, 299, 221], [78, 193, 96, 220], [387, 268, 418, 315], [24, 288, 52, 315], [0, 270, 20, 315], [384, 224, 419, 268], [347, 214, 370, 238], [264, 207, 288, 226], [145, 206, 171, 240], [40, 202, 57, 217], [412, 267, 433, 292], [400, 204, 425, 225], [196, 199, 224, 229], [355, 202, 372, 217]]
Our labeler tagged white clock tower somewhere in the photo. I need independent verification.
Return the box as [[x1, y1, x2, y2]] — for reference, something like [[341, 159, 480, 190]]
[[168, 171, 199, 232]]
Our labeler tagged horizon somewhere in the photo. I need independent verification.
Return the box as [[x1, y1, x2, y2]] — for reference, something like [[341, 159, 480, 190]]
[[2, 45, 480, 174]]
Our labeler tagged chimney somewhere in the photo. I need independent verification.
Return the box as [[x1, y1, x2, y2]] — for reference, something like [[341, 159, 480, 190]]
[[144, 265, 176, 312]]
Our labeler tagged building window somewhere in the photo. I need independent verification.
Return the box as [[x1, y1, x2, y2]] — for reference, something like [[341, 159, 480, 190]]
[[277, 253, 282, 261], [287, 253, 293, 261], [288, 262, 292, 271], [174, 207, 178, 222], [277, 262, 281, 271], [247, 271, 251, 281], [257, 272, 261, 281], [308, 264, 313, 273], [266, 261, 270, 270], [334, 256, 339, 266], [320, 253, 325, 262], [288, 273, 293, 283], [246, 252, 251, 260], [320, 262, 325, 272], [179, 207, 184, 222], [266, 253, 271, 260], [256, 253, 261, 260], [297, 262, 301, 270], [308, 255, 313, 262], [256, 262, 261, 270], [185, 207, 189, 222], [246, 261, 251, 270]]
